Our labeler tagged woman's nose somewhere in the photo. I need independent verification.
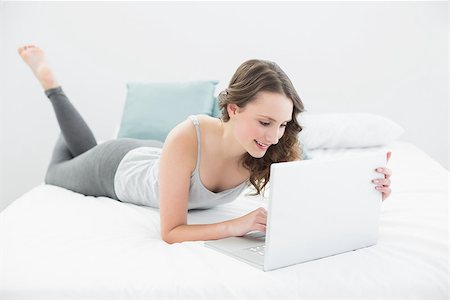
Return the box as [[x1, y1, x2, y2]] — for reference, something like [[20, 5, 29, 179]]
[[266, 128, 280, 145]]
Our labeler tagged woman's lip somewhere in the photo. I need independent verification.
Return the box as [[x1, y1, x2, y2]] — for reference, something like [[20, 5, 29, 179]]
[[255, 140, 269, 149]]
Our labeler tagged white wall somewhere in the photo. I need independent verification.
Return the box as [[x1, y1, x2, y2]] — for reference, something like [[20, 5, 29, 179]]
[[0, 1, 448, 212]]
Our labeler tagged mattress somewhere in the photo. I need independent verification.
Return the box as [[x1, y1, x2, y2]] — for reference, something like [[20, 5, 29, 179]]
[[0, 141, 448, 299]]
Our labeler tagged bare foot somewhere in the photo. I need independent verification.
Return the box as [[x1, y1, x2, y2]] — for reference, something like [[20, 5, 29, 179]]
[[18, 45, 59, 90]]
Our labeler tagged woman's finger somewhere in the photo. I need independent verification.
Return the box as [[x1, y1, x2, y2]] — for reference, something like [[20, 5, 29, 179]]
[[256, 216, 267, 225], [376, 167, 392, 178], [387, 151, 392, 162], [255, 224, 266, 233], [255, 207, 267, 216], [372, 178, 391, 186]]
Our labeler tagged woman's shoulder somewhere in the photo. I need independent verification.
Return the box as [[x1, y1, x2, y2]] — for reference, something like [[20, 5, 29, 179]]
[[163, 114, 221, 152], [192, 114, 222, 135], [160, 118, 198, 174], [170, 114, 219, 129], [160, 115, 220, 174], [192, 114, 221, 124]]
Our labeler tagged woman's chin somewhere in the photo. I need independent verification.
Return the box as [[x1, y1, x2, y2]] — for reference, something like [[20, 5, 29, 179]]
[[243, 140, 269, 158], [247, 148, 267, 158]]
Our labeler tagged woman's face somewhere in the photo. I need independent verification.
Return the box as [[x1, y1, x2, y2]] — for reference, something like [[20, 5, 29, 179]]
[[229, 91, 294, 158]]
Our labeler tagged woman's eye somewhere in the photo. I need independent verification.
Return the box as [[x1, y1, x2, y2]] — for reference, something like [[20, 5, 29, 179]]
[[259, 121, 288, 127]]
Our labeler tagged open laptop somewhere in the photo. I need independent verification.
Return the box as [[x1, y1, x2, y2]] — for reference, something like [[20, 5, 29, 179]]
[[205, 151, 387, 271]]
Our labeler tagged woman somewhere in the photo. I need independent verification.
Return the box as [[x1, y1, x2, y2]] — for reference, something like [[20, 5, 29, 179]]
[[18, 45, 392, 244]]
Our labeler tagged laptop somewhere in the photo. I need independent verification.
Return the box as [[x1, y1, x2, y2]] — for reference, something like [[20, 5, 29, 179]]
[[205, 151, 387, 271]]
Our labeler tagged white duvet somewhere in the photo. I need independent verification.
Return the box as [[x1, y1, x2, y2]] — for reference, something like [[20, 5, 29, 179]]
[[0, 141, 448, 299]]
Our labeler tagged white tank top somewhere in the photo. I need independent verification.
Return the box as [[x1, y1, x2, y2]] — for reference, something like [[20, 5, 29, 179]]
[[114, 115, 249, 209]]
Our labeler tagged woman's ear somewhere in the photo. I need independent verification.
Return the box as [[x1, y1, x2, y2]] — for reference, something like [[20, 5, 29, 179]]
[[227, 103, 239, 117]]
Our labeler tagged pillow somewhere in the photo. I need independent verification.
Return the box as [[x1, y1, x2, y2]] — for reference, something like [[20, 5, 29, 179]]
[[212, 97, 221, 118], [298, 137, 311, 160], [117, 81, 218, 142], [298, 113, 404, 150]]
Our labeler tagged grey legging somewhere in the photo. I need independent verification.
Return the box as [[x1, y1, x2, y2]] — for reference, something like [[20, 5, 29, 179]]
[[44, 87, 163, 200]]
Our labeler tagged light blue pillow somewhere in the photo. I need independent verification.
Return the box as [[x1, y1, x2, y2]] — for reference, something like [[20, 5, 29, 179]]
[[118, 81, 218, 142], [301, 141, 311, 160], [212, 97, 221, 118]]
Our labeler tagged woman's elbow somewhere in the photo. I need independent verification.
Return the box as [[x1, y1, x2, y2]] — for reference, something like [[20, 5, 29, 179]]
[[161, 227, 183, 244], [161, 230, 175, 244]]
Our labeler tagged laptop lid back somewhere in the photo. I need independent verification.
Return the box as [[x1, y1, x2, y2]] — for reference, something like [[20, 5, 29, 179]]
[[264, 151, 386, 271]]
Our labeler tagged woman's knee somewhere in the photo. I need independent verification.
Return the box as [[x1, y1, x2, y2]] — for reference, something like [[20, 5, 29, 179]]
[[44, 165, 59, 186]]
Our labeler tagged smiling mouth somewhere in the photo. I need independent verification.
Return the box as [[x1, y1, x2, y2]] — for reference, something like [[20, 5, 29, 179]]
[[255, 140, 269, 149]]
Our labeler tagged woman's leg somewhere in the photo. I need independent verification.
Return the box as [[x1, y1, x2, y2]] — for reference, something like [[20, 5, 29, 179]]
[[18, 45, 97, 156], [45, 86, 97, 157], [19, 45, 163, 200]]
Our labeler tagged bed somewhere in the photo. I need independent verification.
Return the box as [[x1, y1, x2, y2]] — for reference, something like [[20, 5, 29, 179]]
[[0, 137, 448, 299]]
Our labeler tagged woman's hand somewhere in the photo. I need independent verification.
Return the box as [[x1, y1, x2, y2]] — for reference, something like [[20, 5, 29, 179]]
[[373, 151, 392, 201], [226, 207, 267, 237]]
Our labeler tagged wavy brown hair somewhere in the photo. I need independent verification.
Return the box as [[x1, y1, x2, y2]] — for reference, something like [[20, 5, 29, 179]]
[[217, 59, 305, 195]]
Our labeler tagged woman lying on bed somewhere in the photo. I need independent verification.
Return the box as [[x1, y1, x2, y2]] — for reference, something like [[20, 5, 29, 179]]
[[18, 45, 392, 244]]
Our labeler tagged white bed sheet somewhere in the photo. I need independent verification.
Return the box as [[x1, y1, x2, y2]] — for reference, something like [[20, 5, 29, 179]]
[[0, 141, 448, 299]]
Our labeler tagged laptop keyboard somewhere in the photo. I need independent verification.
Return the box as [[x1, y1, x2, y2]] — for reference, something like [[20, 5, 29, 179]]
[[246, 245, 265, 256]]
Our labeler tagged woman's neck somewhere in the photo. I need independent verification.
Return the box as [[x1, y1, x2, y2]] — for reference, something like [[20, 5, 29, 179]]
[[217, 119, 247, 166]]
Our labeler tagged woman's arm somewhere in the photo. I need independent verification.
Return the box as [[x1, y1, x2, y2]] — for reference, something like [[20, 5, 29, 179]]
[[162, 223, 229, 244], [159, 119, 267, 244], [163, 208, 268, 244], [158, 119, 197, 244]]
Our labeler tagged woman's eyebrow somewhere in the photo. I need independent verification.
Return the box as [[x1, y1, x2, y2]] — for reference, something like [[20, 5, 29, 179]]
[[257, 114, 292, 123]]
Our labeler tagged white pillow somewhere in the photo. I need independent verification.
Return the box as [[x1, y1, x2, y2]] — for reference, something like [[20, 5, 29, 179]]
[[298, 113, 404, 150]]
